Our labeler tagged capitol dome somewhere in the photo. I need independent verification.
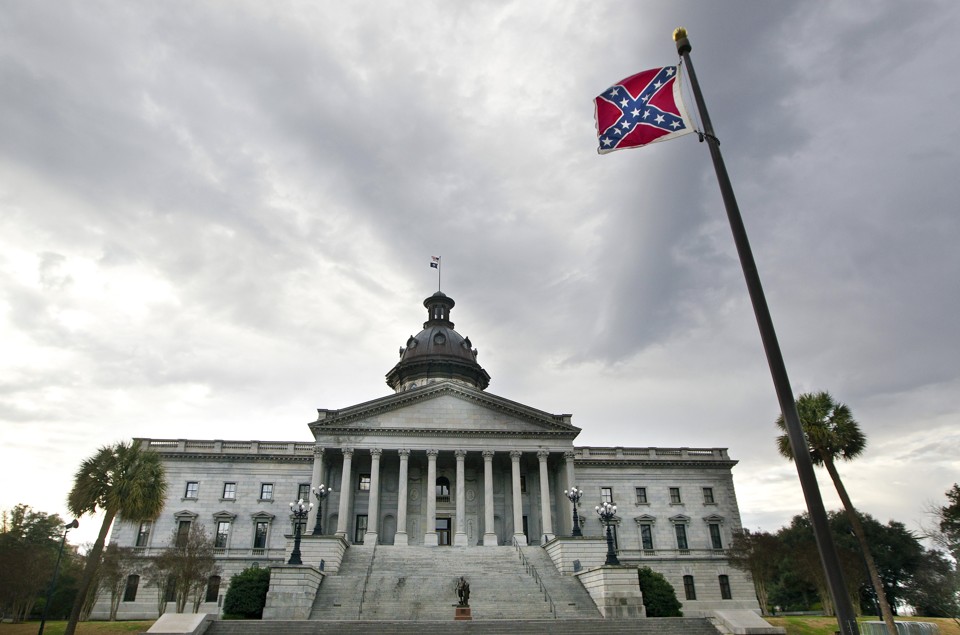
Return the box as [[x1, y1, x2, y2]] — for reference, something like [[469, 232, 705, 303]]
[[386, 291, 491, 392]]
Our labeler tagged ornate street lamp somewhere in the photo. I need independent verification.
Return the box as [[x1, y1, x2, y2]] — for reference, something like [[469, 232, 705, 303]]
[[595, 501, 620, 565], [288, 499, 312, 565], [311, 484, 331, 535], [38, 519, 78, 635], [564, 486, 584, 537]]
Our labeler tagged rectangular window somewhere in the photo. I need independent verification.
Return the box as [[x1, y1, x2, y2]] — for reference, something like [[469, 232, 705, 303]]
[[215, 521, 230, 549], [176, 520, 191, 548], [635, 487, 648, 504], [205, 576, 221, 603], [254, 521, 269, 549], [222, 482, 236, 500], [709, 523, 723, 550], [358, 474, 371, 491], [703, 487, 715, 504], [165, 575, 177, 602], [675, 524, 688, 551], [123, 574, 139, 602], [260, 483, 274, 500], [135, 521, 151, 547], [184, 481, 199, 499], [298, 483, 310, 502], [355, 514, 368, 544], [669, 487, 682, 504], [600, 487, 613, 504], [719, 574, 732, 600], [683, 575, 697, 600], [520, 475, 527, 493], [640, 523, 654, 550]]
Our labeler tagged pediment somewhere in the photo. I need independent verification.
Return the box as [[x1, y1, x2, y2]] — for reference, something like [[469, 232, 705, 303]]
[[703, 513, 725, 524], [310, 381, 579, 439], [173, 510, 198, 520], [669, 514, 691, 524], [634, 514, 657, 524]]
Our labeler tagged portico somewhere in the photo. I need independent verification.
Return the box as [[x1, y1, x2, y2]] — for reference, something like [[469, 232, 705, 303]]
[[310, 439, 575, 547]]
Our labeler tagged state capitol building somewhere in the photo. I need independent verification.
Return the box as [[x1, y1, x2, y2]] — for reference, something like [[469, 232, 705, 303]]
[[96, 290, 760, 621]]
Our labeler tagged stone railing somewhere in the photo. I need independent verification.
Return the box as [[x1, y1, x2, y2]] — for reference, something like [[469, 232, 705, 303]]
[[137, 438, 315, 456], [133, 545, 285, 559], [618, 547, 727, 560], [575, 447, 730, 461]]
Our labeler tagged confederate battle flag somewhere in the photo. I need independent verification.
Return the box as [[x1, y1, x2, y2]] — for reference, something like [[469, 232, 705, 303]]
[[594, 66, 694, 154]]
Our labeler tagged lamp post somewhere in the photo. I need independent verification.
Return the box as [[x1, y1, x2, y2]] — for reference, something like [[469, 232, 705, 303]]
[[564, 486, 584, 537], [38, 519, 79, 635], [595, 502, 620, 565], [311, 484, 331, 535], [288, 499, 312, 565]]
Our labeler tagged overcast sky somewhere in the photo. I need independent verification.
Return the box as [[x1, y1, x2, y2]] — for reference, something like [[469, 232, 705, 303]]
[[2, 1, 959, 548]]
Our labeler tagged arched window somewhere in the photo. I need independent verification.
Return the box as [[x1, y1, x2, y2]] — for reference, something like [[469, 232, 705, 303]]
[[719, 575, 732, 600], [205, 575, 222, 603], [436, 476, 451, 501], [122, 574, 140, 602]]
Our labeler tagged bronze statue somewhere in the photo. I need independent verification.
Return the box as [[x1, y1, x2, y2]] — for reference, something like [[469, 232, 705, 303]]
[[456, 576, 470, 607]]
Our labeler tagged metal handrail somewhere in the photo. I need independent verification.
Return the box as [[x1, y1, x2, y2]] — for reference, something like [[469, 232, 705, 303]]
[[514, 540, 557, 618], [357, 543, 377, 619]]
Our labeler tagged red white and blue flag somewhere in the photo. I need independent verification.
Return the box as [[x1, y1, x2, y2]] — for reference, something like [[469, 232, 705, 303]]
[[594, 66, 694, 154]]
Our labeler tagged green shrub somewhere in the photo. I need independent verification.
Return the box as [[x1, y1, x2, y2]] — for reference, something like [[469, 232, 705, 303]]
[[637, 566, 683, 617], [222, 566, 270, 619]]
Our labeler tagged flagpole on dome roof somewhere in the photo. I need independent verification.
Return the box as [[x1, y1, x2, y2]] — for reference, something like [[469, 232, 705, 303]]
[[671, 28, 860, 635], [430, 255, 441, 292]]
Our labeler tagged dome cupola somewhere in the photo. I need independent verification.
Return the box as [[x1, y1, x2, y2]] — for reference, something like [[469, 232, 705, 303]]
[[386, 291, 491, 392]]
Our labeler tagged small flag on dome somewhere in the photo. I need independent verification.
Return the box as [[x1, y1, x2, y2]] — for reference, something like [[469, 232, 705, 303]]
[[594, 65, 694, 154], [430, 256, 440, 269]]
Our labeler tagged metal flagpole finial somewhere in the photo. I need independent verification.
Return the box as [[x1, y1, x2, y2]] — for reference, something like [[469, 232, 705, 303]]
[[673, 27, 691, 55]]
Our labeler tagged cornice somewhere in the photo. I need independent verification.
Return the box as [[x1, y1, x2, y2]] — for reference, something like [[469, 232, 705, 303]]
[[574, 458, 738, 469], [312, 426, 578, 440]]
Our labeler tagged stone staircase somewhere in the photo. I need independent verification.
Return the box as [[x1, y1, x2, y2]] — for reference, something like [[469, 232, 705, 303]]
[[208, 617, 721, 634], [310, 545, 567, 621]]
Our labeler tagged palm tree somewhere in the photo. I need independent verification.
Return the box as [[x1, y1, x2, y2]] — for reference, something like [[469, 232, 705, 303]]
[[64, 441, 167, 635], [776, 391, 897, 635]]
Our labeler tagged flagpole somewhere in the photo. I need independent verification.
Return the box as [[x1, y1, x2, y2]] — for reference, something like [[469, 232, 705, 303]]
[[438, 256, 441, 292], [673, 28, 860, 635]]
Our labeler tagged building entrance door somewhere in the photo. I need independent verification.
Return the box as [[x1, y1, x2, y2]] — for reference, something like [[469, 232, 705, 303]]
[[437, 517, 451, 546]]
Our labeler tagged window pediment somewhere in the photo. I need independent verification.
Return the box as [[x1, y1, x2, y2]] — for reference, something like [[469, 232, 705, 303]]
[[703, 513, 725, 524], [213, 511, 237, 521], [173, 510, 198, 521], [251, 511, 275, 521], [634, 514, 657, 524], [669, 514, 691, 524]]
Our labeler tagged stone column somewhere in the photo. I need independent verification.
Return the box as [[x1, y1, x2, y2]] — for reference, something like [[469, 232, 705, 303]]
[[454, 449, 468, 546], [510, 450, 527, 546], [335, 448, 354, 539], [564, 450, 576, 536], [537, 450, 554, 542], [395, 449, 410, 545], [424, 449, 439, 547], [364, 448, 382, 545], [307, 446, 325, 531], [482, 450, 498, 546]]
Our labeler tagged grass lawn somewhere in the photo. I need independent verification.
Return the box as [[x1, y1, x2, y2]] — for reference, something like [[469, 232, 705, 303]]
[[766, 616, 960, 635], [0, 622, 155, 635]]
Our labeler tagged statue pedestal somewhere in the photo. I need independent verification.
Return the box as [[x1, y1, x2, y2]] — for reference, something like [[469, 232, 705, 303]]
[[454, 607, 472, 621]]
